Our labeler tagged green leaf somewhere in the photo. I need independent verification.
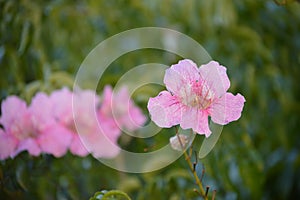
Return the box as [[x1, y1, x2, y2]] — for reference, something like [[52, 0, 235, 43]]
[[90, 190, 131, 200]]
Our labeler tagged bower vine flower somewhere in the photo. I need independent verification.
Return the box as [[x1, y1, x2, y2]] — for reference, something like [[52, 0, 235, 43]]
[[147, 59, 245, 137], [0, 96, 37, 159], [98, 85, 146, 132]]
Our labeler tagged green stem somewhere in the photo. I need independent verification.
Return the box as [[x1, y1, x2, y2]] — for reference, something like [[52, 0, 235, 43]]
[[176, 129, 208, 200]]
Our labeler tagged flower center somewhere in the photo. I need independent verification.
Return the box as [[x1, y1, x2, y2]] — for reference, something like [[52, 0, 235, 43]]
[[180, 80, 214, 109]]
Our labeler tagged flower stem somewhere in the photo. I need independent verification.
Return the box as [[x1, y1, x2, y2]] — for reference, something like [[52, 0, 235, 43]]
[[176, 128, 208, 200]]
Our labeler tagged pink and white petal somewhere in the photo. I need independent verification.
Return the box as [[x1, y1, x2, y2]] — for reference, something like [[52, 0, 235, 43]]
[[164, 59, 200, 94], [210, 93, 246, 125], [147, 91, 182, 128], [14, 138, 41, 157], [198, 61, 230, 98], [180, 107, 211, 137], [0, 96, 28, 128], [69, 134, 89, 157], [38, 125, 72, 157], [0, 130, 17, 160]]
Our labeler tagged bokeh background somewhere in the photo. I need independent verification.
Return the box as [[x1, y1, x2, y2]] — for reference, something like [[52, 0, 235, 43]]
[[1, 0, 300, 199]]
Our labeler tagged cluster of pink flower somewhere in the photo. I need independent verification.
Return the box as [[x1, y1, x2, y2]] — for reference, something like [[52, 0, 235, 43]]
[[0, 85, 146, 160]]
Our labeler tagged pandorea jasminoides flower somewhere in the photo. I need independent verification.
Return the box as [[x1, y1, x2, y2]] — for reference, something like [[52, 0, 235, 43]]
[[73, 88, 121, 158], [0, 128, 17, 160], [0, 96, 41, 158], [29, 92, 73, 158], [99, 85, 146, 132], [50, 88, 89, 156], [147, 59, 245, 137]]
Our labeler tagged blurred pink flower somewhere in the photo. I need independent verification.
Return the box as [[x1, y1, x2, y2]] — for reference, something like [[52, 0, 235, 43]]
[[73, 88, 121, 158], [0, 85, 145, 160], [0, 96, 40, 158], [50, 88, 88, 156], [0, 128, 17, 160], [147, 59, 245, 137], [29, 92, 72, 157], [99, 85, 146, 132]]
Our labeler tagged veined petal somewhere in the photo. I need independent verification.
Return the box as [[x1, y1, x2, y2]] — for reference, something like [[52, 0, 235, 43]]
[[210, 93, 246, 125], [164, 59, 200, 95], [147, 91, 182, 128], [198, 61, 230, 98], [180, 107, 211, 137]]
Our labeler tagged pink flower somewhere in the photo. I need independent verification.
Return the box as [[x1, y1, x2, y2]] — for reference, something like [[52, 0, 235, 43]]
[[99, 85, 146, 132], [48, 87, 122, 158], [0, 128, 17, 160], [73, 88, 121, 158], [147, 59, 245, 137], [0, 96, 40, 158], [50, 88, 88, 156], [29, 92, 72, 157]]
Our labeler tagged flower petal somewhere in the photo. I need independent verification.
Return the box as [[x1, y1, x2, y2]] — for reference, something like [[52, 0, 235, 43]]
[[14, 138, 41, 157], [100, 85, 113, 116], [50, 87, 73, 124], [147, 91, 182, 128], [73, 89, 100, 132], [38, 125, 72, 157], [29, 92, 56, 130], [164, 59, 200, 94], [0, 96, 27, 130], [113, 86, 146, 131], [180, 107, 211, 137], [210, 93, 246, 125], [69, 134, 89, 157], [198, 61, 230, 98], [0, 129, 17, 160], [121, 105, 147, 131], [82, 130, 120, 158]]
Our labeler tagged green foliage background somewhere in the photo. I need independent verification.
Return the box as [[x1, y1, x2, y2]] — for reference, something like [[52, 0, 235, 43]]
[[1, 0, 300, 199]]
